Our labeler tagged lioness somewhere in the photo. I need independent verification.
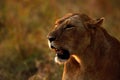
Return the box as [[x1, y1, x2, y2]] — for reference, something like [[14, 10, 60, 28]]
[[47, 13, 120, 80]]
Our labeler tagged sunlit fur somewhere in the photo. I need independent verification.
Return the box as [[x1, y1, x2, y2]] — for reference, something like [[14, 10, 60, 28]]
[[48, 13, 120, 80]]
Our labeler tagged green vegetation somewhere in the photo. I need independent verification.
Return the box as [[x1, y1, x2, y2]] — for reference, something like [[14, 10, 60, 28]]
[[0, 0, 119, 80]]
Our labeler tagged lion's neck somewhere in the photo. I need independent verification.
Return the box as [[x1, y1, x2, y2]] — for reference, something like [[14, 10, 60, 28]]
[[62, 56, 84, 80], [81, 28, 110, 68]]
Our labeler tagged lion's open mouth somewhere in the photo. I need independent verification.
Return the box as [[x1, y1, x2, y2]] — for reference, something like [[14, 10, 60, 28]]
[[49, 43, 70, 64], [55, 49, 70, 60], [53, 48, 70, 64]]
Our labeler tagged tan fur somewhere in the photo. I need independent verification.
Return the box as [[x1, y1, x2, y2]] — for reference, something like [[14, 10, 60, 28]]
[[48, 13, 120, 80]]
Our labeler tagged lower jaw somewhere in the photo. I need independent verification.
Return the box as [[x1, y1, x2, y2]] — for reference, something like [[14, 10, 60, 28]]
[[54, 56, 68, 64]]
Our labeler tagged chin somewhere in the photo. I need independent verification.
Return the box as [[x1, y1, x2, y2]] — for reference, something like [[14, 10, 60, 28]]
[[54, 56, 68, 64]]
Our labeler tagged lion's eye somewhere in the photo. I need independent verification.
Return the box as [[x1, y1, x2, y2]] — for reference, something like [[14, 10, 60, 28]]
[[64, 24, 74, 29]]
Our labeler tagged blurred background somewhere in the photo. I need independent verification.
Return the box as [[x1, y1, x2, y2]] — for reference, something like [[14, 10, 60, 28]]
[[0, 0, 119, 80]]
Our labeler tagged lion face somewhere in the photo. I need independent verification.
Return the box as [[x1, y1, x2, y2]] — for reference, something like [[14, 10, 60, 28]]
[[48, 13, 91, 64]]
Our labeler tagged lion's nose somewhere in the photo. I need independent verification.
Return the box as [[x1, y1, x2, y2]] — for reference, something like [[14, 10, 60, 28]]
[[48, 36, 56, 42]]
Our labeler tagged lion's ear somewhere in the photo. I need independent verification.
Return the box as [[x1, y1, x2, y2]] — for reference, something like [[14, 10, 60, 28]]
[[94, 17, 104, 26], [86, 17, 104, 29], [85, 18, 104, 34]]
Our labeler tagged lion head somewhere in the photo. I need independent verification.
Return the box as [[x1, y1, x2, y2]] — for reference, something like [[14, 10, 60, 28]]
[[47, 13, 104, 64]]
